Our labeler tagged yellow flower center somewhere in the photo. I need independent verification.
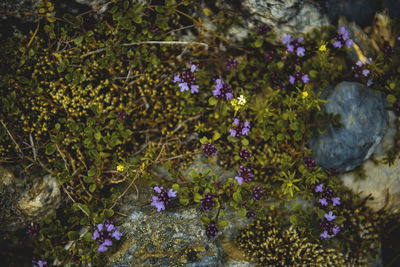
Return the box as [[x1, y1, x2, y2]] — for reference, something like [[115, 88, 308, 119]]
[[117, 165, 124, 172]]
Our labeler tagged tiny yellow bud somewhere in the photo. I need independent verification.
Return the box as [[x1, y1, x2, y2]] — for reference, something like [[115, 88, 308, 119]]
[[319, 44, 327, 52], [302, 91, 308, 99]]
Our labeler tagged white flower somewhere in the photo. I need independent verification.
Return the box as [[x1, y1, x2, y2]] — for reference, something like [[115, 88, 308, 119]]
[[238, 95, 246, 105]]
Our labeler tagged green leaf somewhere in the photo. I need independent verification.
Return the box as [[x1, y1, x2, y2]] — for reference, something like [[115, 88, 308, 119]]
[[74, 36, 84, 45], [45, 143, 56, 155], [172, 184, 180, 191], [83, 232, 93, 242], [233, 191, 242, 203], [241, 138, 249, 146], [335, 216, 346, 225], [309, 70, 318, 79], [201, 216, 210, 225], [291, 203, 302, 213], [386, 94, 397, 104], [289, 215, 299, 225], [179, 198, 189, 206], [317, 125, 327, 135], [83, 176, 93, 183], [217, 220, 228, 228], [88, 168, 96, 177], [200, 136, 208, 144], [254, 39, 263, 48], [89, 184, 96, 193], [194, 193, 203, 203], [238, 207, 246, 217], [208, 96, 218, 106], [212, 131, 221, 141], [103, 209, 114, 218], [67, 231, 79, 240], [94, 132, 102, 141], [294, 132, 303, 141]]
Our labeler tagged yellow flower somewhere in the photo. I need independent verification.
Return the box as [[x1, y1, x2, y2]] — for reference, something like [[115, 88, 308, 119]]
[[231, 99, 240, 111], [117, 164, 124, 172], [319, 44, 327, 52], [238, 95, 246, 105], [302, 91, 308, 99]]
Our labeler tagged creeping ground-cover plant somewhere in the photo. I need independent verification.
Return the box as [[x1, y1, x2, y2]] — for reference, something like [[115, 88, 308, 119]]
[[1, 0, 400, 266]]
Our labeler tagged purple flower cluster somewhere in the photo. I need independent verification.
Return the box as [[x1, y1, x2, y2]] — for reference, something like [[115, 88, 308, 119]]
[[151, 186, 177, 212], [270, 72, 286, 90], [117, 110, 127, 120], [213, 78, 233, 101], [235, 165, 254, 185], [315, 184, 341, 207], [93, 220, 122, 253], [333, 27, 353, 49], [246, 210, 256, 219], [202, 142, 218, 157], [282, 34, 306, 57], [327, 168, 339, 177], [383, 43, 396, 59], [320, 211, 340, 239], [289, 70, 309, 85], [252, 186, 264, 201], [26, 223, 39, 239], [225, 57, 238, 71], [352, 58, 373, 86], [173, 64, 199, 94], [201, 194, 215, 211], [265, 50, 275, 60], [229, 117, 250, 137], [304, 157, 316, 169], [240, 148, 252, 160], [257, 25, 270, 35], [206, 222, 218, 238], [32, 260, 47, 267]]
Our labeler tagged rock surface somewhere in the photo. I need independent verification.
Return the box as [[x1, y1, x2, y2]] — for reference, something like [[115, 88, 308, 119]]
[[0, 164, 62, 234], [213, 0, 330, 44], [307, 81, 388, 173], [340, 111, 400, 215]]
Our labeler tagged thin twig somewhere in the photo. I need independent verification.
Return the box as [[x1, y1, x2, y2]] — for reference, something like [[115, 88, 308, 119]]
[[56, 143, 69, 171], [29, 133, 37, 162], [172, 114, 201, 134], [0, 120, 24, 157], [62, 184, 90, 218]]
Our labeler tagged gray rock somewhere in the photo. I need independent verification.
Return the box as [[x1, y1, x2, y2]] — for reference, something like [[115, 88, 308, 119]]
[[0, 165, 62, 233], [211, 0, 330, 44], [340, 111, 400, 215], [307, 81, 388, 173], [384, 0, 400, 19], [326, 0, 380, 27]]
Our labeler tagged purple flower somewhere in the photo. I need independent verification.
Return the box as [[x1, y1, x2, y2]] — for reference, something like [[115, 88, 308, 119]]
[[398, 36, 400, 41], [296, 46, 305, 57], [345, 39, 353, 48], [289, 75, 295, 85], [246, 211, 256, 218], [201, 194, 215, 211], [332, 226, 340, 236], [331, 197, 341, 206], [225, 58, 238, 71], [304, 157, 316, 169], [240, 149, 252, 160], [333, 41, 342, 48], [93, 220, 122, 253], [282, 34, 291, 44], [190, 64, 198, 72], [257, 25, 270, 35], [301, 74, 309, 84], [287, 44, 294, 53], [178, 82, 189, 92], [206, 223, 218, 238], [202, 142, 218, 157], [151, 186, 177, 212], [333, 27, 353, 49], [235, 176, 243, 185], [324, 211, 336, 222], [320, 230, 330, 239], [362, 69, 370, 77], [26, 223, 39, 239], [230, 118, 251, 137], [237, 165, 254, 184], [33, 260, 47, 267], [315, 184, 323, 193], [175, 66, 199, 94], [319, 198, 328, 206], [173, 74, 181, 83], [367, 79, 373, 87], [111, 230, 122, 240], [213, 79, 233, 101], [252, 186, 264, 201], [190, 84, 199, 94]]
